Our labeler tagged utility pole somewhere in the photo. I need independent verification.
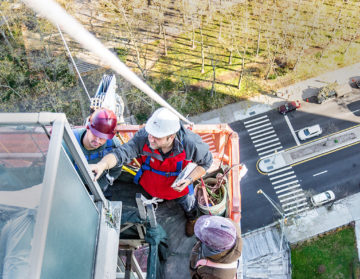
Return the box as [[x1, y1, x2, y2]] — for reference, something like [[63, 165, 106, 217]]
[[257, 189, 287, 252]]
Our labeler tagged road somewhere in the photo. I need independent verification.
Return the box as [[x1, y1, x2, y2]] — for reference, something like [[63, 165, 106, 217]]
[[232, 91, 360, 233]]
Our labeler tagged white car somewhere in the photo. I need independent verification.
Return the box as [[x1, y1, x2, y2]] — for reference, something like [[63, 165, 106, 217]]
[[297, 124, 322, 141], [310, 190, 335, 207]]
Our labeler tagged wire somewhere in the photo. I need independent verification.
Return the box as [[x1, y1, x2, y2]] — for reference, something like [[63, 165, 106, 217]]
[[56, 24, 91, 101], [23, 0, 193, 125]]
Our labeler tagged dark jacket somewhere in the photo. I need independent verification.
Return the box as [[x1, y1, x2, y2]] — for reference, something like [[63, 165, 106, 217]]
[[113, 125, 213, 170], [189, 220, 242, 279]]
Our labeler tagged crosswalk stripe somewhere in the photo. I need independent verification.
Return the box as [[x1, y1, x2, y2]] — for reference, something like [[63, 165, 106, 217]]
[[283, 202, 309, 212], [272, 175, 297, 185], [282, 197, 307, 207], [247, 123, 272, 132], [259, 147, 283, 156], [268, 166, 292, 176], [254, 138, 279, 148], [274, 180, 299, 189], [243, 115, 268, 125], [285, 207, 310, 217], [249, 127, 274, 136], [251, 130, 276, 140], [275, 183, 299, 193], [257, 142, 281, 151], [278, 189, 303, 198], [280, 193, 305, 202], [269, 171, 295, 180], [252, 134, 277, 143], [244, 119, 270, 128]]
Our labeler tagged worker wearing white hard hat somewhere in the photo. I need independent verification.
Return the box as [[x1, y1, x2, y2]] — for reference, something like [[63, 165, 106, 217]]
[[90, 107, 213, 236]]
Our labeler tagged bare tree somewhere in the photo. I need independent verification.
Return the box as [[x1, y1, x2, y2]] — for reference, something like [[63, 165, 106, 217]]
[[200, 24, 205, 74]]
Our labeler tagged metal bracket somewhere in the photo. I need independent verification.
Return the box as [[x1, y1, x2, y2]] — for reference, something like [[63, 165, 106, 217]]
[[135, 193, 162, 228]]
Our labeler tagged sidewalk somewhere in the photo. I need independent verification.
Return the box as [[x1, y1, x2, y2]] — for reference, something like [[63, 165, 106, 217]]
[[284, 192, 360, 261], [189, 62, 360, 124]]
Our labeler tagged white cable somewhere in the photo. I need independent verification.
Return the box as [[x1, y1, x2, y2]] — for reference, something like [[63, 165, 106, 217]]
[[56, 24, 91, 101], [23, 0, 193, 125]]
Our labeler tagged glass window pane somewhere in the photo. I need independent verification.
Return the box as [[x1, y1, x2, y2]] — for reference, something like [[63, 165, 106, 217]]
[[0, 124, 48, 278], [40, 147, 99, 279]]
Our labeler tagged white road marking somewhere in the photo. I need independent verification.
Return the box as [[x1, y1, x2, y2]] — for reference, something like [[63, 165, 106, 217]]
[[254, 138, 279, 148], [285, 207, 309, 216], [284, 115, 300, 146], [243, 115, 268, 124], [268, 166, 292, 176], [274, 180, 299, 189], [252, 134, 277, 143], [244, 119, 270, 128], [258, 147, 283, 156], [269, 171, 295, 180], [251, 130, 275, 139], [282, 197, 307, 207], [280, 193, 305, 202], [283, 202, 309, 212], [257, 142, 281, 151], [351, 108, 360, 113], [272, 175, 297, 185], [249, 127, 274, 136], [247, 123, 272, 132], [278, 189, 302, 198], [313, 170, 328, 176]]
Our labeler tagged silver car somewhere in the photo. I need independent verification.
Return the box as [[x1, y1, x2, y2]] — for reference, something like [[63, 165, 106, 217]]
[[298, 124, 322, 141], [311, 190, 335, 207]]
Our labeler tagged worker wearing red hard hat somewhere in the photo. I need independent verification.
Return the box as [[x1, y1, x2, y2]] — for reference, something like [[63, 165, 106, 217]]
[[66, 108, 122, 198], [190, 215, 242, 279]]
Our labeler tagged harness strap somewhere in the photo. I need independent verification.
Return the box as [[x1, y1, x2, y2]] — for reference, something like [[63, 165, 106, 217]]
[[134, 156, 183, 185], [195, 259, 238, 269]]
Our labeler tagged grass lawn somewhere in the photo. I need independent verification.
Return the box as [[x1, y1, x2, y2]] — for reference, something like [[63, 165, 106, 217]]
[[291, 227, 360, 279]]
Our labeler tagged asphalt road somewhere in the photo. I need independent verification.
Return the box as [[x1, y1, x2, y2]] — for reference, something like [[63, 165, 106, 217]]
[[232, 92, 360, 234]]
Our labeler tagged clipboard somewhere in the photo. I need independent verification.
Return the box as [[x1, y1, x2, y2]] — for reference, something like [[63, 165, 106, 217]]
[[170, 162, 197, 188]]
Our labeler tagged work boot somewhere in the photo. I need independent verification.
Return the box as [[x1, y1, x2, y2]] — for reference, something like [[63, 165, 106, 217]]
[[185, 219, 197, 237]]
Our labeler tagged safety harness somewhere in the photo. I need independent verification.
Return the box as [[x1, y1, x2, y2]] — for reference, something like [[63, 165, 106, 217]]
[[134, 156, 183, 184], [195, 259, 238, 269]]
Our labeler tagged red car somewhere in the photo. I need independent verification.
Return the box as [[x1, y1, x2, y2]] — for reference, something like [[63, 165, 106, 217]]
[[278, 101, 301, 115]]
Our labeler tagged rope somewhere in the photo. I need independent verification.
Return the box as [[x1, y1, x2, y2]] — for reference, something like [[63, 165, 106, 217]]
[[56, 24, 91, 101], [23, 0, 193, 125]]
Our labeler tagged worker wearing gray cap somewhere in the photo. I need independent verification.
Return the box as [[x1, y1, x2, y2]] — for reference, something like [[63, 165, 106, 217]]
[[190, 215, 242, 279]]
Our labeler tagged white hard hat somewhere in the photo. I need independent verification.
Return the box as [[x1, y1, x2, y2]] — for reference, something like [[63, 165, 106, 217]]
[[145, 107, 180, 138]]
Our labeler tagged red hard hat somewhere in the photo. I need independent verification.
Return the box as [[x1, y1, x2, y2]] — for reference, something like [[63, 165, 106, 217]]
[[88, 109, 117, 139], [194, 215, 236, 251]]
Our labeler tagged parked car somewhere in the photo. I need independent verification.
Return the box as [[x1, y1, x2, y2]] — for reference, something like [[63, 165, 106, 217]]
[[278, 101, 301, 115], [317, 82, 352, 104], [351, 78, 360, 89], [297, 124, 322, 140], [311, 190, 335, 207]]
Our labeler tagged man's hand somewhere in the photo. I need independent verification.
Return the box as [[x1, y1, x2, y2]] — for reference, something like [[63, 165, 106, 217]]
[[172, 177, 192, 192], [89, 161, 108, 181]]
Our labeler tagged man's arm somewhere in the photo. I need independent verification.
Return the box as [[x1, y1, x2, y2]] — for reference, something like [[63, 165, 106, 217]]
[[172, 165, 206, 192], [89, 128, 147, 180], [173, 130, 213, 192], [89, 153, 117, 180]]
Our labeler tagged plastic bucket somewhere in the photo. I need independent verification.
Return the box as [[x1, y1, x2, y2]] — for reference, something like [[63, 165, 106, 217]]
[[195, 183, 227, 216]]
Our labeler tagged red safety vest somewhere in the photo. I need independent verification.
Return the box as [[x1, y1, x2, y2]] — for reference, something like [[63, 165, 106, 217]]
[[135, 144, 191, 200]]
